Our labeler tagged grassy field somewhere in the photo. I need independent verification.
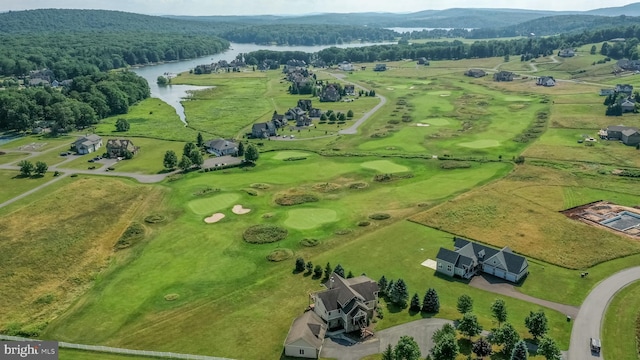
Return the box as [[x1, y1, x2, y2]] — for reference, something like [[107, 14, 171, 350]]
[[0, 170, 57, 204], [0, 151, 29, 164], [0, 134, 76, 153], [0, 176, 163, 336], [108, 137, 186, 174], [94, 98, 203, 142], [58, 349, 162, 360], [602, 280, 640, 360]]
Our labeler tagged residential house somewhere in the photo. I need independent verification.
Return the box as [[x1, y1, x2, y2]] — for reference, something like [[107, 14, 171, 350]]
[[600, 89, 615, 96], [464, 69, 486, 78], [106, 139, 138, 158], [251, 122, 277, 138], [493, 71, 514, 82], [29, 69, 54, 82], [51, 80, 60, 88], [622, 128, 640, 146], [29, 78, 50, 87], [283, 311, 327, 359], [311, 273, 379, 333], [558, 49, 575, 57], [417, 57, 429, 65], [271, 112, 288, 128], [286, 107, 307, 122], [621, 99, 636, 113], [615, 84, 634, 96], [617, 59, 640, 71], [308, 108, 322, 118], [319, 84, 341, 102], [338, 61, 353, 71], [536, 76, 556, 87], [73, 134, 103, 155], [297, 99, 313, 112], [435, 237, 529, 283], [374, 64, 387, 72], [287, 59, 307, 67], [60, 79, 73, 87], [204, 138, 238, 156], [296, 116, 312, 127], [344, 85, 355, 96]]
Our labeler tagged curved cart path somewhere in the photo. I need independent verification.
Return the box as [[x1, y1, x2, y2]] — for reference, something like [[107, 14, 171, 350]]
[[568, 267, 640, 360]]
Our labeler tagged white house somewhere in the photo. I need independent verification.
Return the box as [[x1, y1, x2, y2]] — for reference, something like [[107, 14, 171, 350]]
[[73, 134, 103, 155], [338, 61, 353, 71]]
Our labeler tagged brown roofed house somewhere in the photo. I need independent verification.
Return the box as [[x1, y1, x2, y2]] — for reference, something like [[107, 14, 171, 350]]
[[493, 71, 514, 82], [106, 139, 138, 158]]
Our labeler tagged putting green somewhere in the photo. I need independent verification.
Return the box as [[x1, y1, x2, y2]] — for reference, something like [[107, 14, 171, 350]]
[[504, 96, 532, 102], [271, 151, 310, 160], [361, 160, 409, 173], [427, 91, 451, 96], [424, 118, 451, 126], [188, 193, 241, 215], [284, 208, 338, 230], [458, 139, 501, 148]]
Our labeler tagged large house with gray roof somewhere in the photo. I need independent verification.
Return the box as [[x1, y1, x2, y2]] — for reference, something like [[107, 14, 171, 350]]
[[73, 134, 103, 155], [435, 237, 529, 283], [600, 125, 640, 146]]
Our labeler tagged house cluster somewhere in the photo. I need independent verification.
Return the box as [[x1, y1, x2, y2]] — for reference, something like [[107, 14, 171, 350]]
[[435, 237, 529, 283], [558, 48, 575, 57], [251, 99, 323, 138], [193, 59, 245, 74], [601, 84, 634, 97], [598, 125, 640, 146], [601, 84, 637, 114], [28, 69, 72, 87], [536, 76, 556, 87], [284, 273, 379, 359], [464, 69, 486, 78], [493, 71, 514, 82], [617, 59, 640, 71], [285, 66, 315, 95], [72, 135, 140, 158]]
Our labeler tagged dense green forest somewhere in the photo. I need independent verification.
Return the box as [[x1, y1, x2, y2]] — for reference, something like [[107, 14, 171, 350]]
[[220, 24, 396, 45], [0, 71, 149, 132]]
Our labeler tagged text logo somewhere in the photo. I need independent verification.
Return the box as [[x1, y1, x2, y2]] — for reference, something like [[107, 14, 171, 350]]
[[1, 341, 58, 359]]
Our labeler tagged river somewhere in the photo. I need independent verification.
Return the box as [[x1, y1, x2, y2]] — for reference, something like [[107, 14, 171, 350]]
[[130, 41, 394, 123]]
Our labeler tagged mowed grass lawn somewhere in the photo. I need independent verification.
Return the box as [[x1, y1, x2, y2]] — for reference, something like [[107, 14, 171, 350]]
[[0, 170, 57, 204], [602, 280, 640, 360], [42, 153, 511, 359], [0, 151, 30, 165], [58, 349, 162, 360], [0, 176, 163, 335]]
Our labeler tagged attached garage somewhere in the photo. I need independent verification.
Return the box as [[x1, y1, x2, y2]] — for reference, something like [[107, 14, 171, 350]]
[[284, 311, 327, 359]]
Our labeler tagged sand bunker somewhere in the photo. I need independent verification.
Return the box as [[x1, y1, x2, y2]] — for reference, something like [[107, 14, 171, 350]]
[[416, 123, 430, 127], [232, 205, 251, 215], [204, 213, 225, 223]]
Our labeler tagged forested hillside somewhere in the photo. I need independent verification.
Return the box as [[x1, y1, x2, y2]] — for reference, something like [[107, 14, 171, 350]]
[[220, 24, 396, 45]]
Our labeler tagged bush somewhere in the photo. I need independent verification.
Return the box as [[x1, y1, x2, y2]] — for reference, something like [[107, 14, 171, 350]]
[[348, 182, 368, 189], [275, 193, 319, 206], [245, 189, 258, 196], [335, 229, 351, 235], [194, 187, 220, 196], [369, 213, 391, 220], [70, 174, 78, 178], [164, 294, 180, 301], [300, 238, 320, 247], [283, 156, 307, 161], [440, 161, 472, 169], [250, 183, 270, 189], [115, 222, 145, 249], [144, 214, 167, 224], [387, 119, 400, 124], [357, 221, 371, 227], [267, 248, 294, 262], [243, 224, 288, 243]]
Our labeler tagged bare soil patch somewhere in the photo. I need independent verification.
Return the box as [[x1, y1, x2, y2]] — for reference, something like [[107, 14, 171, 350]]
[[267, 248, 293, 262], [562, 201, 640, 238], [204, 213, 225, 223], [312, 183, 341, 192]]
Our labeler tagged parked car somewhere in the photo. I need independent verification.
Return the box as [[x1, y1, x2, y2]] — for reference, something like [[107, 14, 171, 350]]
[[88, 159, 94, 163], [590, 337, 601, 354]]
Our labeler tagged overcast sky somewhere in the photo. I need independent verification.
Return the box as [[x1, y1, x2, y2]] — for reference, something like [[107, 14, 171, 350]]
[[0, 0, 636, 16]]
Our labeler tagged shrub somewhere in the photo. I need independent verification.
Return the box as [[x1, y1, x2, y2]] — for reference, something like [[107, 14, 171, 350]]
[[440, 161, 472, 169], [245, 189, 258, 196], [144, 214, 166, 224], [115, 222, 145, 249], [275, 193, 319, 206], [348, 182, 368, 189], [70, 174, 78, 178], [250, 183, 270, 189], [243, 224, 288, 243], [164, 294, 180, 301], [194, 187, 220, 196], [335, 229, 351, 235], [369, 213, 391, 220], [283, 156, 307, 161], [300, 238, 319, 247], [267, 249, 294, 262], [358, 221, 371, 227]]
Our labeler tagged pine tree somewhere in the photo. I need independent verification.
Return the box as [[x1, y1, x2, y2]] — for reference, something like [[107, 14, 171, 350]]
[[390, 278, 409, 308], [305, 261, 313, 274], [409, 293, 421, 311], [163, 150, 178, 169], [422, 288, 440, 313], [334, 264, 345, 277], [294, 257, 305, 273], [378, 275, 388, 296], [457, 294, 473, 314], [510, 340, 528, 360], [313, 265, 323, 278], [394, 336, 421, 360], [346, 271, 354, 278], [381, 344, 393, 360], [237, 141, 245, 156], [458, 313, 483, 340], [196, 132, 204, 147], [323, 262, 332, 280]]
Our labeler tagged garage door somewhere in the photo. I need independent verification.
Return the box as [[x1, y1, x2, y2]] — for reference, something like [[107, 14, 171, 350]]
[[494, 269, 506, 279], [506, 273, 516, 282], [483, 265, 494, 275]]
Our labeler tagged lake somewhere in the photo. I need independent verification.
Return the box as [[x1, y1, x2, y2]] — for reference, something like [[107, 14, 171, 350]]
[[131, 41, 394, 123]]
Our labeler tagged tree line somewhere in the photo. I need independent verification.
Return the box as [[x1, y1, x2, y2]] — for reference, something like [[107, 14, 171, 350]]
[[0, 71, 149, 132]]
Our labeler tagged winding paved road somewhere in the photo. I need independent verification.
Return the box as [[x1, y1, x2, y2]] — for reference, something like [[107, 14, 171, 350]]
[[569, 267, 640, 360]]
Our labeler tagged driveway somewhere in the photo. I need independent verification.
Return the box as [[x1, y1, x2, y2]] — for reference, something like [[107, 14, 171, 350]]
[[321, 318, 453, 360], [568, 267, 640, 360], [470, 274, 579, 319]]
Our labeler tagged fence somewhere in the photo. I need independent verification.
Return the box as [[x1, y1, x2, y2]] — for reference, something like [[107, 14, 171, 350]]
[[0, 335, 234, 360]]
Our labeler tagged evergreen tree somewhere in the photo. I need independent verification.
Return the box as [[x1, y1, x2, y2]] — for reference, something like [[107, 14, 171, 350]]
[[196, 132, 204, 147], [422, 288, 440, 313], [472, 337, 493, 359], [431, 333, 459, 360], [381, 344, 393, 360], [305, 261, 313, 274], [409, 293, 421, 311], [490, 323, 520, 355], [590, 45, 597, 55], [313, 265, 323, 278], [537, 336, 562, 360], [457, 294, 473, 314], [163, 150, 178, 169], [510, 340, 528, 360], [294, 257, 305, 273], [189, 149, 203, 168], [386, 279, 395, 296], [433, 323, 456, 344], [244, 144, 259, 163], [347, 109, 354, 118], [393, 336, 421, 360], [378, 275, 388, 296], [524, 310, 548, 340], [346, 271, 354, 278], [323, 262, 332, 280], [334, 264, 345, 277], [491, 299, 508, 326], [390, 278, 409, 308], [237, 141, 244, 156], [457, 313, 483, 340]]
